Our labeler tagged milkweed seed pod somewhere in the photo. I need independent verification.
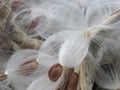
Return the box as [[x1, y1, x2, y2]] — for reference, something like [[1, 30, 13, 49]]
[[41, 0, 120, 68], [5, 49, 59, 90]]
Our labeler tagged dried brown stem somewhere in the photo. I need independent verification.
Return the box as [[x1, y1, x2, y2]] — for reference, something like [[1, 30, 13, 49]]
[[80, 61, 87, 90], [96, 10, 120, 33]]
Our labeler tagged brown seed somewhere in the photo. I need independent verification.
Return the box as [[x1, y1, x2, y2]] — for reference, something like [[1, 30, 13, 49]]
[[67, 72, 79, 90], [11, 0, 28, 12], [0, 73, 7, 80], [29, 17, 40, 31], [48, 63, 63, 82], [18, 60, 39, 76], [29, 15, 46, 31]]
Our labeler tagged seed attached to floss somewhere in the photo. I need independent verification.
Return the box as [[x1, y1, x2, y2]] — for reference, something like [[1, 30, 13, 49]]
[[29, 17, 40, 31], [48, 63, 63, 82], [0, 73, 7, 80], [56, 68, 74, 90], [11, 0, 28, 12], [29, 15, 46, 31], [67, 72, 79, 90], [18, 59, 39, 76]]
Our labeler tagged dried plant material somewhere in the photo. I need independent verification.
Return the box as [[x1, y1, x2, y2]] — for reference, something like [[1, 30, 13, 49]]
[[48, 63, 63, 82], [5, 25, 43, 49], [22, 38, 42, 49], [0, 33, 20, 51], [0, 5, 9, 19], [67, 72, 79, 90], [80, 61, 87, 90], [18, 60, 39, 76]]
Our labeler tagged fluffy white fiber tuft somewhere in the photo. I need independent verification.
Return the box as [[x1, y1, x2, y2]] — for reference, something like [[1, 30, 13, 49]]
[[41, 0, 120, 68], [59, 32, 90, 67], [5, 49, 59, 90], [27, 72, 64, 90]]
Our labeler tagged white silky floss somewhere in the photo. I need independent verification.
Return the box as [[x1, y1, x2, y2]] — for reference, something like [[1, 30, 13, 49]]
[[59, 29, 98, 68], [5, 50, 58, 90], [27, 72, 64, 90], [42, 0, 120, 68]]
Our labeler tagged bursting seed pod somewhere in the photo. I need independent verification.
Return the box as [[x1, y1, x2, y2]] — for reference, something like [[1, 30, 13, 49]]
[[4, 49, 59, 90], [41, 0, 120, 68]]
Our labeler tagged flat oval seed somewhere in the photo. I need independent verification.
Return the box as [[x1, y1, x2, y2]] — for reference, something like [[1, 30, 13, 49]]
[[67, 72, 79, 90], [11, 1, 28, 12], [0, 73, 7, 80], [48, 63, 63, 82], [18, 60, 39, 76], [29, 17, 40, 31], [29, 15, 46, 31]]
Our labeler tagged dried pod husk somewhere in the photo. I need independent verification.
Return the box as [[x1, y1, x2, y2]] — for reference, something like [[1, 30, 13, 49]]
[[0, 33, 20, 52], [67, 72, 79, 90], [0, 4, 10, 20], [6, 25, 42, 49], [11, 0, 29, 12], [18, 60, 39, 76], [0, 73, 7, 80], [48, 63, 63, 82], [22, 38, 42, 49]]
